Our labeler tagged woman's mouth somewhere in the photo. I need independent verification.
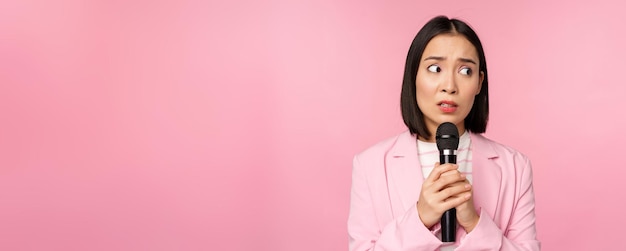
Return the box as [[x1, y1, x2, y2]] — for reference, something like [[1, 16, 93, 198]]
[[438, 101, 458, 113]]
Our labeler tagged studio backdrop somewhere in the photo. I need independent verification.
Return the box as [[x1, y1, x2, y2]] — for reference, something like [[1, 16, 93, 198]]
[[1, 0, 624, 250]]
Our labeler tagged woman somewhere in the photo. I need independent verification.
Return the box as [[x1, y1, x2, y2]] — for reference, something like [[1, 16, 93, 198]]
[[348, 16, 540, 250]]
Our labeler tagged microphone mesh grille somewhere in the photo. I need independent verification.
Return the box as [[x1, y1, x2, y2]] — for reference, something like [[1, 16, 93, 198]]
[[436, 122, 460, 150]]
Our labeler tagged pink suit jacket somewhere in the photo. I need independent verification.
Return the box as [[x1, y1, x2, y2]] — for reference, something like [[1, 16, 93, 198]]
[[348, 131, 540, 250]]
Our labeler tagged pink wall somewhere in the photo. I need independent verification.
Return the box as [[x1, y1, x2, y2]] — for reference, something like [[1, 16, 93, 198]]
[[1, 0, 624, 250]]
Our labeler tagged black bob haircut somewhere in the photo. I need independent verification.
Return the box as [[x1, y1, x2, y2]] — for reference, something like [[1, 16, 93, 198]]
[[400, 15, 489, 140]]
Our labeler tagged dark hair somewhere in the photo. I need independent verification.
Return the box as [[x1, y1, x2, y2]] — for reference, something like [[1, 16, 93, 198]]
[[400, 15, 489, 140]]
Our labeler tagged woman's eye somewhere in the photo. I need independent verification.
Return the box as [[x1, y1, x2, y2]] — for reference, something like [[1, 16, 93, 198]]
[[459, 67, 472, 75], [427, 65, 441, 73]]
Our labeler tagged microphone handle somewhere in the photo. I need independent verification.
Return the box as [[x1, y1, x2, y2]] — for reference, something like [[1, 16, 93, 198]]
[[440, 153, 457, 242], [440, 154, 456, 165], [441, 209, 456, 242]]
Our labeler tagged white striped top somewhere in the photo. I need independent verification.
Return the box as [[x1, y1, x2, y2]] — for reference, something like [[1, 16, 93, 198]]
[[417, 131, 473, 184]]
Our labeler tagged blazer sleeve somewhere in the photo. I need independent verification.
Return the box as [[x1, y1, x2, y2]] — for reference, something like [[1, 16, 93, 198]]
[[456, 155, 541, 251], [348, 155, 443, 251]]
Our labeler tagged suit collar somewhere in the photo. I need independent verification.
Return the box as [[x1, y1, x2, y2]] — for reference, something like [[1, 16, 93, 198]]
[[385, 131, 422, 216], [469, 133, 498, 159], [385, 131, 502, 218], [468, 133, 502, 219]]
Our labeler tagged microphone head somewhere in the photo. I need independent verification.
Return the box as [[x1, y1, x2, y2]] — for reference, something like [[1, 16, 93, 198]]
[[436, 122, 459, 150]]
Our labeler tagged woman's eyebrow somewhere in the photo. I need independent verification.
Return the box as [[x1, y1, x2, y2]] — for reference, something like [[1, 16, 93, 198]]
[[459, 58, 477, 65], [423, 56, 477, 65], [423, 56, 445, 61]]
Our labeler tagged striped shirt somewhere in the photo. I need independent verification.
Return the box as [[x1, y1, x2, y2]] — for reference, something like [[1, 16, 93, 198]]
[[417, 131, 472, 184]]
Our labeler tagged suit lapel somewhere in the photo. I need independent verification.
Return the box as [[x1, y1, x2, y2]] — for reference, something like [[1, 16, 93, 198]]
[[385, 131, 424, 217], [470, 133, 502, 218]]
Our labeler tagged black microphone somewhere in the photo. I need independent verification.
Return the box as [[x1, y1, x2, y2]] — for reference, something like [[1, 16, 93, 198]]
[[436, 122, 460, 243]]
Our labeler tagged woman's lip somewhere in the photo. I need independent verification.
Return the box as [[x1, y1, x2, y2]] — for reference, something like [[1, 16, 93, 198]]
[[438, 100, 458, 106], [438, 101, 458, 113], [438, 104, 457, 113]]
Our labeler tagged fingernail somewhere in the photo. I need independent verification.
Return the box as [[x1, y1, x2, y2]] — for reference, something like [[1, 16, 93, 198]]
[[465, 184, 471, 189]]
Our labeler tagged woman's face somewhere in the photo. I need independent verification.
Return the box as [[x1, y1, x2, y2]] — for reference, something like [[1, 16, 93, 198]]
[[415, 33, 484, 140]]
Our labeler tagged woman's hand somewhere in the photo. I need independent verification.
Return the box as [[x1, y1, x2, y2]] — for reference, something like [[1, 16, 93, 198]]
[[455, 183, 480, 233], [416, 163, 472, 229]]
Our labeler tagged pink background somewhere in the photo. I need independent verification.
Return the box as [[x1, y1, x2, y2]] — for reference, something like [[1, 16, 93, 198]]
[[1, 0, 624, 250]]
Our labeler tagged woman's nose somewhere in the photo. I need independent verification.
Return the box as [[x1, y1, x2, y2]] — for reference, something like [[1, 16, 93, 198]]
[[440, 74, 458, 94]]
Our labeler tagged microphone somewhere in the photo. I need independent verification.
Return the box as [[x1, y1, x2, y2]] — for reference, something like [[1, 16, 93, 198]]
[[436, 122, 460, 243]]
